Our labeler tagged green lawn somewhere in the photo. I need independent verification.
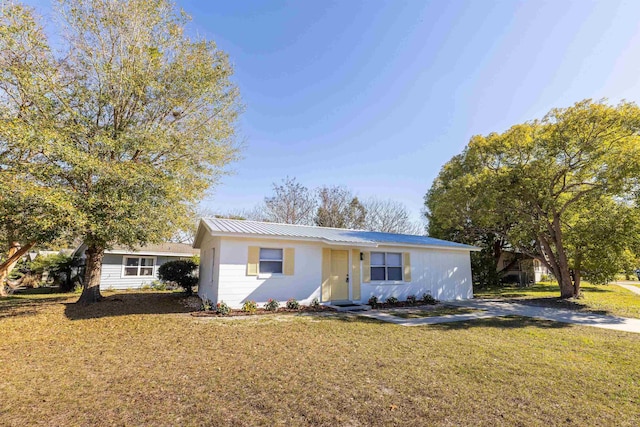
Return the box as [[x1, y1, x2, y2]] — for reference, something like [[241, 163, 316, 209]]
[[1, 290, 639, 426], [476, 281, 640, 318]]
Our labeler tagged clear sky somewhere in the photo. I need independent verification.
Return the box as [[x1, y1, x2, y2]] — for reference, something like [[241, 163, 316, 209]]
[[25, 0, 640, 223]]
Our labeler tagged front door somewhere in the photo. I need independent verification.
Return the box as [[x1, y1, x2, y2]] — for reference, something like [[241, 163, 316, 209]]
[[330, 250, 349, 301]]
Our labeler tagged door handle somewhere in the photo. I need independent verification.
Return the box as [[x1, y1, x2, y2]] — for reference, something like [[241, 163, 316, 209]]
[[346, 274, 349, 283]]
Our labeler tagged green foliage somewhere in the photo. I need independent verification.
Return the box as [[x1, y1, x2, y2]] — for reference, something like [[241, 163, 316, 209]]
[[422, 293, 437, 305], [157, 260, 198, 295], [286, 298, 300, 310], [367, 296, 378, 307], [215, 301, 231, 316], [264, 299, 280, 311], [386, 296, 399, 305], [241, 300, 257, 313], [310, 297, 320, 309], [201, 298, 213, 311], [425, 99, 640, 297], [0, 1, 242, 300], [406, 295, 417, 304]]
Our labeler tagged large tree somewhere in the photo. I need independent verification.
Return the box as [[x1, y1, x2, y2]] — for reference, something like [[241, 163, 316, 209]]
[[315, 186, 366, 229], [0, 1, 241, 303], [426, 100, 640, 298], [260, 177, 316, 225], [363, 198, 423, 234]]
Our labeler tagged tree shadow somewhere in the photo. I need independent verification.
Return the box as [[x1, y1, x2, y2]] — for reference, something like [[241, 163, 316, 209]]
[[0, 288, 72, 320], [422, 315, 572, 330], [64, 292, 195, 320], [504, 298, 613, 316]]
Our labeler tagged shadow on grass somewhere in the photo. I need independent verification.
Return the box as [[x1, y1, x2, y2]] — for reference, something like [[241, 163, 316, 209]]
[[64, 292, 194, 320], [1, 287, 72, 320], [502, 297, 614, 316], [427, 315, 571, 331]]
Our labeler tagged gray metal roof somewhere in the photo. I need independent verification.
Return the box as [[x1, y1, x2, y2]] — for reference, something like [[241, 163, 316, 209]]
[[198, 218, 478, 251]]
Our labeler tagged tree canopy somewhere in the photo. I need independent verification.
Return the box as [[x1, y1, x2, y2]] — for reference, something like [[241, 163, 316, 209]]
[[425, 100, 640, 298], [0, 0, 242, 302]]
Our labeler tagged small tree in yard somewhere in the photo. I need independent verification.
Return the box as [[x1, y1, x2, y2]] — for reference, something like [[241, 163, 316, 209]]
[[0, 1, 242, 303], [158, 260, 198, 295]]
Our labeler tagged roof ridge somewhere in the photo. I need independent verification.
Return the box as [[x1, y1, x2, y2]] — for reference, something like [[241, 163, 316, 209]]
[[203, 217, 433, 238]]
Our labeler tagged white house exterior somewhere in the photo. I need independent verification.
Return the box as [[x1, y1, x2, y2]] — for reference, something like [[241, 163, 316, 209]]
[[73, 243, 198, 290], [194, 218, 479, 308]]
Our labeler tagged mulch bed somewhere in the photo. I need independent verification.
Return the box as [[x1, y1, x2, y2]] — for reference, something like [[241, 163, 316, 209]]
[[370, 301, 439, 310], [191, 305, 336, 317]]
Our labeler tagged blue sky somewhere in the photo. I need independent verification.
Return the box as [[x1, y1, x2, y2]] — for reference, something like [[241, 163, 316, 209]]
[[26, 0, 640, 223]]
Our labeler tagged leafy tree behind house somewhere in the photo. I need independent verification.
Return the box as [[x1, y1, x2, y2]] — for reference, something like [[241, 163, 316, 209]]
[[425, 99, 640, 298], [158, 259, 199, 295], [0, 1, 242, 303]]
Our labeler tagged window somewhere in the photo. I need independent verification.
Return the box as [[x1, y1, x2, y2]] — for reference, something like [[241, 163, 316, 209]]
[[370, 252, 402, 281], [123, 256, 155, 277], [259, 248, 283, 274]]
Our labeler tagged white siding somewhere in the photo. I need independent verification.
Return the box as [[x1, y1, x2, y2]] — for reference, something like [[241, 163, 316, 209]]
[[99, 254, 183, 290], [197, 234, 221, 304], [360, 246, 473, 303], [198, 236, 474, 308], [214, 237, 323, 308]]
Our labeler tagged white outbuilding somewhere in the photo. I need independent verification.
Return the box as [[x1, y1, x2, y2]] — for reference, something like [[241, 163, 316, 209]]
[[193, 218, 478, 308]]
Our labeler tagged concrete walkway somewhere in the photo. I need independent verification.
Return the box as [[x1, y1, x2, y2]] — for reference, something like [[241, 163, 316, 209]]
[[613, 282, 640, 296], [357, 300, 640, 334]]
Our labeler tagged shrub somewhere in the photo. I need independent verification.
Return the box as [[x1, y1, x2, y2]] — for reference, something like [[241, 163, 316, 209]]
[[310, 297, 320, 309], [386, 296, 399, 305], [368, 295, 378, 307], [242, 300, 257, 313], [216, 301, 231, 315], [406, 295, 417, 304], [157, 259, 199, 295], [264, 298, 280, 311], [286, 298, 300, 310], [422, 293, 437, 305], [201, 298, 213, 311]]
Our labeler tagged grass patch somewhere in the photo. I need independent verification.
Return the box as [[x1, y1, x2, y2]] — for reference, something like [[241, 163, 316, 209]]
[[1, 291, 639, 426], [476, 281, 640, 318], [389, 306, 482, 319]]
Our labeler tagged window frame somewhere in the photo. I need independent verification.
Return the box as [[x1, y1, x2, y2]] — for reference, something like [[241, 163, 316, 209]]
[[370, 251, 403, 282], [258, 247, 284, 276], [121, 256, 157, 278]]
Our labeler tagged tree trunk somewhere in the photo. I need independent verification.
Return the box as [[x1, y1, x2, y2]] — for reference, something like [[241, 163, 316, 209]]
[[0, 242, 35, 297], [77, 244, 104, 304], [573, 270, 581, 297], [550, 214, 575, 299]]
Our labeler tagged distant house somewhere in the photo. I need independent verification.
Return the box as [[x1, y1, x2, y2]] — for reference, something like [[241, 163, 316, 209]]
[[193, 218, 479, 309], [497, 251, 551, 285], [73, 243, 198, 290]]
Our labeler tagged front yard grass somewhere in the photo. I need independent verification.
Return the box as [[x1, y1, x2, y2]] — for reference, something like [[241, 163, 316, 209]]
[[476, 281, 640, 318], [1, 290, 639, 426]]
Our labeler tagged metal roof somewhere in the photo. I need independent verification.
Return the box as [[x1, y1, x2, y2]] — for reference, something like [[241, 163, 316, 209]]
[[196, 218, 478, 251]]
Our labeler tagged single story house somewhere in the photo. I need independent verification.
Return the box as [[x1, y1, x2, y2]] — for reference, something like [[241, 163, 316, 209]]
[[194, 218, 479, 308], [73, 243, 198, 290]]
